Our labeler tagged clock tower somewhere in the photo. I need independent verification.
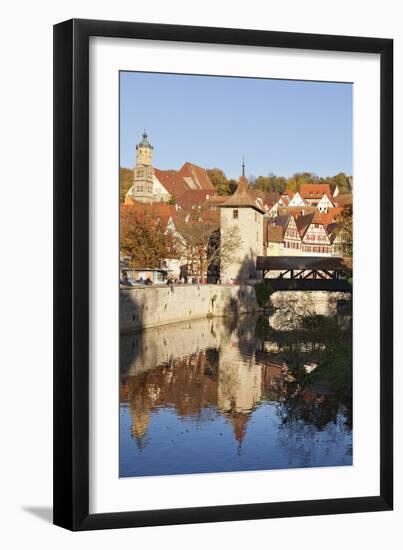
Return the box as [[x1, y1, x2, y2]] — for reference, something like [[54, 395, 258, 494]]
[[130, 131, 154, 203]]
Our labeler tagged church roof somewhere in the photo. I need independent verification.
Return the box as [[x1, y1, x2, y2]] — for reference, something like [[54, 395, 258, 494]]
[[136, 131, 153, 150], [220, 176, 265, 213], [154, 168, 189, 197], [179, 162, 215, 190], [176, 189, 215, 210]]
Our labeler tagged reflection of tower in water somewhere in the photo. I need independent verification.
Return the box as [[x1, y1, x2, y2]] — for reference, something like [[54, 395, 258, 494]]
[[122, 316, 287, 448], [217, 329, 262, 445], [128, 380, 162, 449], [130, 394, 151, 450]]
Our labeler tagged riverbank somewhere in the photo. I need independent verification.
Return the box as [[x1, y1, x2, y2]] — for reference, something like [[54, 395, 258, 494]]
[[120, 284, 258, 332], [120, 284, 352, 333]]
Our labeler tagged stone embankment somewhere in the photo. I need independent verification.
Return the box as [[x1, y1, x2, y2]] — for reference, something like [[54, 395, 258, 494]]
[[269, 290, 351, 330], [120, 284, 258, 332]]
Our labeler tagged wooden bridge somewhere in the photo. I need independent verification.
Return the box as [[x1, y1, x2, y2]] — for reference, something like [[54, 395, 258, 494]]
[[256, 256, 352, 292]]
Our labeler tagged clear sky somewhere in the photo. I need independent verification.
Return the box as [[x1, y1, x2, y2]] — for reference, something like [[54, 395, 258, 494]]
[[120, 71, 352, 180]]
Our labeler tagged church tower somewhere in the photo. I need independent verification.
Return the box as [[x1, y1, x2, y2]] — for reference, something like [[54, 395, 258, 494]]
[[131, 131, 154, 203], [219, 159, 264, 284]]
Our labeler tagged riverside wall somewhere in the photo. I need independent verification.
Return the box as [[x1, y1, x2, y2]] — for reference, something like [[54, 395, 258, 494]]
[[269, 290, 351, 330], [120, 284, 259, 333]]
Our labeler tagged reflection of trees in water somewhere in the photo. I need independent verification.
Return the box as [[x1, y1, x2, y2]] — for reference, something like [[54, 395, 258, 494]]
[[120, 310, 352, 449], [275, 405, 351, 468], [264, 311, 352, 433]]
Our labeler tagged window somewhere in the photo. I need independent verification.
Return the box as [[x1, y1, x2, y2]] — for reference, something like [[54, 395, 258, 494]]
[[233, 210, 238, 219], [255, 212, 257, 222]]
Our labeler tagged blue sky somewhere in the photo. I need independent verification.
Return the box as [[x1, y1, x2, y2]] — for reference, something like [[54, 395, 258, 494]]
[[120, 71, 352, 180]]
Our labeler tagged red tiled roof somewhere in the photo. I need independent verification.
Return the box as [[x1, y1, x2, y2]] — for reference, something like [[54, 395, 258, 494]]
[[271, 214, 291, 229], [124, 196, 142, 206], [263, 215, 290, 245], [122, 202, 180, 228], [176, 189, 216, 210], [254, 190, 280, 208], [266, 225, 284, 244], [179, 162, 214, 190], [334, 194, 353, 207], [205, 195, 227, 206], [281, 190, 295, 199], [295, 213, 315, 237], [278, 206, 317, 218], [154, 168, 189, 197], [300, 183, 332, 199], [312, 208, 342, 225], [175, 207, 221, 231]]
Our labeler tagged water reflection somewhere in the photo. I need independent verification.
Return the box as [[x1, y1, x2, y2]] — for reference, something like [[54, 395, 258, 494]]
[[120, 310, 352, 477]]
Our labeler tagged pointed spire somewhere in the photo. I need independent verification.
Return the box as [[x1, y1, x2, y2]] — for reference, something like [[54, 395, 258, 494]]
[[137, 129, 153, 150], [219, 158, 264, 213]]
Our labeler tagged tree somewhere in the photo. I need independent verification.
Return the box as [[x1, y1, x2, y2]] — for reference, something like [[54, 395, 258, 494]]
[[286, 172, 320, 192], [325, 172, 352, 193], [336, 204, 353, 256], [175, 208, 242, 278], [254, 282, 273, 313], [227, 179, 238, 194], [120, 167, 133, 202], [206, 168, 233, 196], [254, 174, 287, 194], [120, 206, 176, 268]]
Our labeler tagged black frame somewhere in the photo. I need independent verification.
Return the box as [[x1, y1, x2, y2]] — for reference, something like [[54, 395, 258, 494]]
[[53, 18, 393, 531]]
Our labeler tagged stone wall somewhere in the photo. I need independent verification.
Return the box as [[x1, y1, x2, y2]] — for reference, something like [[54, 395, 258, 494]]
[[269, 290, 351, 330], [120, 284, 259, 333]]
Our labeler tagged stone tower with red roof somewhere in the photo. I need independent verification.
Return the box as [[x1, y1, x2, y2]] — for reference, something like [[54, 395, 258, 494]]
[[219, 160, 265, 284]]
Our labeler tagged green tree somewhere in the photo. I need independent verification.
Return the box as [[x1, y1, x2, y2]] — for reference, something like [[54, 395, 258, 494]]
[[254, 173, 287, 194], [325, 172, 352, 193], [206, 168, 233, 195], [254, 282, 273, 312], [286, 172, 320, 192]]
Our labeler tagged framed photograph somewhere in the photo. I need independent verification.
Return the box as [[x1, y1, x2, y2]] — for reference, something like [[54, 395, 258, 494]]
[[53, 19, 393, 530]]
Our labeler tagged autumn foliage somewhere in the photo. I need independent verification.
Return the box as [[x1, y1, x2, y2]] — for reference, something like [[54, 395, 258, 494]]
[[120, 206, 177, 268]]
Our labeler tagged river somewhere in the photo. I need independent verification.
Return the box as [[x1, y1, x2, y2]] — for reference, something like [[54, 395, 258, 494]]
[[120, 308, 352, 477]]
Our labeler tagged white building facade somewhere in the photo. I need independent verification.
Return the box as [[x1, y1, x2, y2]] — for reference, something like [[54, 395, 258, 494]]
[[219, 174, 265, 284]]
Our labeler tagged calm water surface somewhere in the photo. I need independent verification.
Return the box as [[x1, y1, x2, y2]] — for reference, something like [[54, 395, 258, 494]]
[[120, 311, 352, 477]]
